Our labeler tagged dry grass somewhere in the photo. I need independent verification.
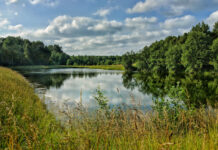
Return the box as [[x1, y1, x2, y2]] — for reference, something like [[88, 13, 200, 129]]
[[0, 67, 217, 149]]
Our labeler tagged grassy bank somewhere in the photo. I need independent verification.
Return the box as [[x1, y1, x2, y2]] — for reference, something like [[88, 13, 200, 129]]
[[0, 67, 217, 149], [0, 67, 67, 149], [11, 64, 125, 71]]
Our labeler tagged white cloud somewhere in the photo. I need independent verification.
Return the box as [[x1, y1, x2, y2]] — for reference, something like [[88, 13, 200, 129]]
[[127, 0, 161, 14], [93, 7, 118, 17], [31, 15, 123, 38], [4, 15, 198, 55], [205, 10, 218, 29], [127, 0, 217, 16], [94, 8, 111, 17], [5, 0, 18, 5], [29, 0, 58, 6], [8, 24, 23, 30], [0, 18, 9, 28], [160, 15, 197, 30], [125, 17, 157, 29]]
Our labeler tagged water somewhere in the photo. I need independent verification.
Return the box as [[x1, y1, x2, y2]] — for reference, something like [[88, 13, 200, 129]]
[[16, 68, 217, 121], [17, 68, 153, 118]]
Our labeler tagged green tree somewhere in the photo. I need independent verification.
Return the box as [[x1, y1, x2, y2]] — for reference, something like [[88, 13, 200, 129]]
[[166, 45, 183, 74], [122, 51, 136, 71], [211, 38, 218, 71], [181, 31, 212, 73], [191, 22, 210, 34], [213, 22, 218, 38]]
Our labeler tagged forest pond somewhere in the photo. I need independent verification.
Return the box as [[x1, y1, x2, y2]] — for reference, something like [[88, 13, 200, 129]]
[[15, 68, 217, 120], [16, 68, 153, 118]]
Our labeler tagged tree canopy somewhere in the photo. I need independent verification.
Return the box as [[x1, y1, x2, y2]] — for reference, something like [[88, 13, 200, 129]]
[[122, 22, 218, 74], [0, 37, 69, 66]]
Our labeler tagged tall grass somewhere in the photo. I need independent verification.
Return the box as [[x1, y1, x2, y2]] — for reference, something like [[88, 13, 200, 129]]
[[0, 67, 217, 149], [0, 67, 67, 149]]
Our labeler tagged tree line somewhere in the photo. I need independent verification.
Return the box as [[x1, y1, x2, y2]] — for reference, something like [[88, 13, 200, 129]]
[[66, 55, 122, 66], [0, 37, 122, 66], [122, 22, 218, 74], [0, 37, 70, 66]]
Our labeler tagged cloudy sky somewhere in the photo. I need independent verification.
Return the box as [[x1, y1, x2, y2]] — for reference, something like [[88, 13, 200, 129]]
[[0, 0, 218, 55]]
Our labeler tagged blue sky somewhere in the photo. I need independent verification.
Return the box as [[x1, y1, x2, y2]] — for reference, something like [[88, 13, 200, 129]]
[[0, 0, 218, 55]]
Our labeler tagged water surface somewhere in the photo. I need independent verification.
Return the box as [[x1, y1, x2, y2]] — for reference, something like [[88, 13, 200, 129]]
[[16, 68, 217, 120], [17, 68, 153, 118]]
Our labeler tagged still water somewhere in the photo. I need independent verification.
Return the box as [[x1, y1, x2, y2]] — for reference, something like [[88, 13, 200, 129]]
[[17, 68, 153, 117]]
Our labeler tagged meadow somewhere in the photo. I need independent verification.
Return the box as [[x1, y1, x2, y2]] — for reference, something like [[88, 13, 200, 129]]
[[0, 67, 217, 149]]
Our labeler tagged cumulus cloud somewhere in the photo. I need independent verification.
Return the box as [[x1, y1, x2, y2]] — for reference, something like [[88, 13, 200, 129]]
[[8, 24, 23, 30], [0, 18, 9, 28], [11, 14, 198, 55], [93, 8, 111, 17], [127, 0, 161, 14], [93, 7, 119, 17], [5, 0, 18, 5], [205, 10, 218, 29], [127, 0, 218, 16], [30, 15, 123, 38], [125, 17, 157, 29], [29, 0, 58, 6], [160, 15, 197, 30]]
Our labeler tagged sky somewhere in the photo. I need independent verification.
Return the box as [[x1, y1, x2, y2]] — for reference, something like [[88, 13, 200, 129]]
[[0, 0, 218, 55]]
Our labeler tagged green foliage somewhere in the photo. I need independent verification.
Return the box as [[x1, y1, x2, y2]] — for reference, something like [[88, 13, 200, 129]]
[[211, 38, 218, 71], [191, 22, 210, 34], [165, 45, 183, 74], [66, 55, 122, 66], [94, 87, 109, 111], [122, 51, 137, 71], [123, 21, 217, 75], [181, 31, 212, 73], [213, 22, 218, 38], [0, 37, 69, 66], [152, 81, 189, 121]]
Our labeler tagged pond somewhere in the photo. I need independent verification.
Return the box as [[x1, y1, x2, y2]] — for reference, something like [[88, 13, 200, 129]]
[[16, 68, 153, 118], [15, 68, 217, 120]]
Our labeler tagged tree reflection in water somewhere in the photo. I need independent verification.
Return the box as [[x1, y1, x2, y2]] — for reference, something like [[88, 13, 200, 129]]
[[122, 72, 218, 107]]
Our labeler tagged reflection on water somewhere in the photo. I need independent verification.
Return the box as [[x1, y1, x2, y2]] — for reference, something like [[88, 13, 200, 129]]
[[16, 68, 217, 121], [122, 72, 218, 107], [17, 68, 153, 120]]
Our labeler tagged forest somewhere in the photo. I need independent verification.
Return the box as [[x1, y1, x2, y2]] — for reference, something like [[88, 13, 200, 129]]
[[122, 22, 218, 74], [0, 37, 69, 66], [0, 37, 122, 66]]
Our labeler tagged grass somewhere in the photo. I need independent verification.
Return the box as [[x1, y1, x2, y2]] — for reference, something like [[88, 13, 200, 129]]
[[0, 67, 217, 149], [11, 64, 125, 71]]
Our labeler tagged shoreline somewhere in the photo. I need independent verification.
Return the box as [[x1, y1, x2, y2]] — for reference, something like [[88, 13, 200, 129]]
[[10, 64, 125, 71]]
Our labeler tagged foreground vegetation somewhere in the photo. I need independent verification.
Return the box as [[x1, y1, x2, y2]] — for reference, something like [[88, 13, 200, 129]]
[[0, 67, 217, 149]]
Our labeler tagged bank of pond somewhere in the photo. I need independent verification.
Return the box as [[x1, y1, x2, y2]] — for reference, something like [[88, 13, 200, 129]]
[[0, 67, 217, 149]]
